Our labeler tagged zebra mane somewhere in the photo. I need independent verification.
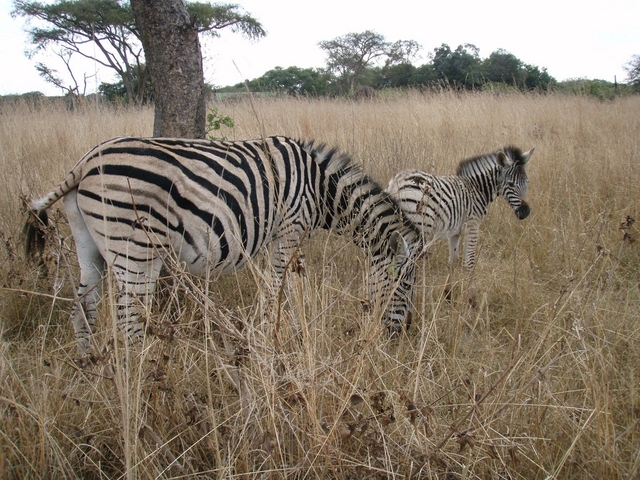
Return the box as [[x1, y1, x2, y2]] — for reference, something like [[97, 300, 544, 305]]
[[456, 146, 526, 176], [456, 152, 500, 177], [302, 139, 388, 199], [501, 146, 527, 166]]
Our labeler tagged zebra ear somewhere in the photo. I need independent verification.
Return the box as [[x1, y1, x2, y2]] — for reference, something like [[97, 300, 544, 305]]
[[496, 151, 510, 166], [389, 231, 410, 265], [496, 150, 513, 167], [519, 147, 535, 165]]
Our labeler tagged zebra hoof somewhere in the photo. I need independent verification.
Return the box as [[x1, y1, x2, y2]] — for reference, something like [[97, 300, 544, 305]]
[[387, 323, 403, 337], [386, 318, 410, 337], [468, 295, 478, 309], [74, 354, 98, 369], [444, 286, 453, 302]]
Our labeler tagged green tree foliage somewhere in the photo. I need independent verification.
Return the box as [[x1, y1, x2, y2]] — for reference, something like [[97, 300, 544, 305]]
[[98, 66, 152, 104], [244, 66, 329, 96], [522, 64, 554, 91], [377, 63, 416, 88], [318, 30, 420, 95], [557, 78, 621, 100], [12, 0, 265, 103], [410, 64, 438, 86], [367, 63, 437, 90], [235, 38, 560, 96], [13, 0, 143, 101], [431, 43, 484, 89], [188, 2, 264, 38], [205, 106, 234, 140], [623, 54, 640, 91], [484, 49, 523, 85], [482, 50, 555, 91]]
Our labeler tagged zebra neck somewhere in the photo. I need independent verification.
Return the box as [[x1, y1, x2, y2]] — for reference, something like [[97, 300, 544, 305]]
[[326, 185, 408, 251], [459, 163, 500, 210], [319, 157, 417, 252]]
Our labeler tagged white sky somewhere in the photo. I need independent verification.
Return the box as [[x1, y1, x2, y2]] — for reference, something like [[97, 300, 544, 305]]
[[1, 0, 639, 96]]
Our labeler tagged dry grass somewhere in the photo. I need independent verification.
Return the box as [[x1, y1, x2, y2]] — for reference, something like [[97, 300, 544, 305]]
[[1, 91, 639, 479]]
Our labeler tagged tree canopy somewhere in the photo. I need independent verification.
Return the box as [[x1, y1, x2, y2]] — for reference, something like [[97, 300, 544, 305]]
[[242, 66, 329, 96], [12, 0, 265, 103], [430, 43, 483, 89], [319, 31, 421, 95], [484, 49, 524, 85]]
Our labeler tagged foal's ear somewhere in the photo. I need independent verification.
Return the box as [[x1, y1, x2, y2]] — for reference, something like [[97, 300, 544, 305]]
[[496, 150, 510, 166], [519, 147, 535, 165]]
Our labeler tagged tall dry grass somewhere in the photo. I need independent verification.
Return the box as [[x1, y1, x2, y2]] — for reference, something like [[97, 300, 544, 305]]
[[1, 91, 639, 479]]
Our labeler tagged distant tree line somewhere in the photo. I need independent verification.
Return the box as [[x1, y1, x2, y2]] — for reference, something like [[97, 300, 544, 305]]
[[224, 33, 640, 99], [233, 42, 556, 96]]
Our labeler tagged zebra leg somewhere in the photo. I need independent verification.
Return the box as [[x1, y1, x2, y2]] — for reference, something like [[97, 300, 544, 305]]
[[448, 234, 461, 266], [445, 234, 461, 299], [463, 222, 480, 305], [111, 257, 163, 347], [265, 229, 302, 322], [63, 189, 106, 359], [70, 274, 104, 359]]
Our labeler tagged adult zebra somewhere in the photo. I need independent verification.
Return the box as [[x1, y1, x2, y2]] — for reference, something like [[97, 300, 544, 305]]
[[24, 136, 421, 358], [385, 146, 533, 298]]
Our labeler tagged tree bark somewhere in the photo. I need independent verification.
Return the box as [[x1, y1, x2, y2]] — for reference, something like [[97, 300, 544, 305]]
[[131, 0, 206, 138]]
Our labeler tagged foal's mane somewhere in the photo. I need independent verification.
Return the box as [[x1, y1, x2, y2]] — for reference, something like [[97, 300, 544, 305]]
[[456, 146, 526, 176]]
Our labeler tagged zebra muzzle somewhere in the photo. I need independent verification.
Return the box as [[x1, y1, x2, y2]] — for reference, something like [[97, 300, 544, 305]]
[[515, 202, 531, 220]]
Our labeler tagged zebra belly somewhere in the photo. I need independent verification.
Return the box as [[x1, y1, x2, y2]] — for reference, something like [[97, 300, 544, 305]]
[[76, 184, 269, 280], [168, 224, 255, 278]]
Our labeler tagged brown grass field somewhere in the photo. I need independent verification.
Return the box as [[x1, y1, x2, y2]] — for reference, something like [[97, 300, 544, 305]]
[[1, 91, 639, 479]]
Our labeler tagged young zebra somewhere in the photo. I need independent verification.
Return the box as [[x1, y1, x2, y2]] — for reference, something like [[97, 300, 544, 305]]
[[25, 136, 421, 358], [385, 146, 533, 299]]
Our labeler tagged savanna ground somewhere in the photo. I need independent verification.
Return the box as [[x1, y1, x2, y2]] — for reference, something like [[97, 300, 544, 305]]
[[1, 91, 639, 479]]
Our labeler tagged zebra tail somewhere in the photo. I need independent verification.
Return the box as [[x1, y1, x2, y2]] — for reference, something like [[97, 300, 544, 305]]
[[23, 207, 49, 260], [23, 165, 84, 259]]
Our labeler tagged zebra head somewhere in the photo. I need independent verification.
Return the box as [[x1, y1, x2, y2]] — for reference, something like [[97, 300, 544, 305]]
[[497, 147, 534, 220], [371, 229, 419, 334]]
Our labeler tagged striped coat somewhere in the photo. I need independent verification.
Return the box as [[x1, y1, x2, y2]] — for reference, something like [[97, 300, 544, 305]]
[[386, 146, 533, 296], [25, 136, 421, 357]]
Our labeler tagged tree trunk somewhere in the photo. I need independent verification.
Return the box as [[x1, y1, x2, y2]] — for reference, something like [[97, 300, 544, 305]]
[[131, 0, 206, 138]]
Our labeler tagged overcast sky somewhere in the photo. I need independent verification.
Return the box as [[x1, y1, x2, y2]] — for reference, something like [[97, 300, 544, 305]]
[[1, 0, 639, 96]]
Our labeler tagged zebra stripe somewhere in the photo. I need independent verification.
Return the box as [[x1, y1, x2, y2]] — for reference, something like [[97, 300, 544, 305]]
[[385, 146, 533, 295], [25, 136, 421, 357]]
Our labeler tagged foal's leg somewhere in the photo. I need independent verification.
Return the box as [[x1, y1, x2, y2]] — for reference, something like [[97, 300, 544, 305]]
[[445, 233, 461, 299], [463, 222, 480, 305]]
